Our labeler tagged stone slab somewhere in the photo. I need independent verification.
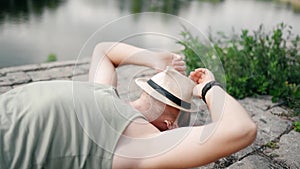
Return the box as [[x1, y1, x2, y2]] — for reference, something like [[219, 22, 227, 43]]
[[0, 76, 12, 86], [0, 64, 40, 74], [0, 58, 90, 75], [27, 66, 76, 81], [238, 97, 273, 117], [252, 111, 292, 147], [27, 70, 52, 81], [6, 72, 31, 85], [228, 155, 282, 169], [191, 163, 214, 169], [273, 130, 300, 169], [47, 66, 74, 79]]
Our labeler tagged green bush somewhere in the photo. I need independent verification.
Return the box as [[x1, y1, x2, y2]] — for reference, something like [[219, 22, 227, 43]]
[[294, 121, 300, 132], [179, 23, 300, 115], [46, 53, 57, 62]]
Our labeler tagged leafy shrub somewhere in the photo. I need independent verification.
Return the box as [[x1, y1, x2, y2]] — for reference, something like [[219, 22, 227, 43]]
[[178, 27, 226, 84], [47, 53, 57, 62], [294, 121, 300, 132], [179, 23, 300, 115]]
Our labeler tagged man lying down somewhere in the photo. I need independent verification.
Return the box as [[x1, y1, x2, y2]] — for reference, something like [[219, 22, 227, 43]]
[[0, 42, 257, 169]]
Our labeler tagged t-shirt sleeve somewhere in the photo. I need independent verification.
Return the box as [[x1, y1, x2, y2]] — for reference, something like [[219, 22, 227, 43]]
[[72, 81, 146, 156]]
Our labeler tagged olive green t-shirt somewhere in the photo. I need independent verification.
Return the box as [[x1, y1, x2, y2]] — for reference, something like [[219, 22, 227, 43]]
[[0, 81, 144, 169]]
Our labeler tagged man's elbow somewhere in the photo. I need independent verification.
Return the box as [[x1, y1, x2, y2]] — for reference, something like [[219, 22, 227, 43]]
[[235, 120, 257, 147], [244, 121, 257, 144], [94, 42, 109, 53]]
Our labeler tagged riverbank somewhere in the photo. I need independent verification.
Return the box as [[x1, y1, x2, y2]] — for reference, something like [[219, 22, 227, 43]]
[[0, 59, 299, 168]]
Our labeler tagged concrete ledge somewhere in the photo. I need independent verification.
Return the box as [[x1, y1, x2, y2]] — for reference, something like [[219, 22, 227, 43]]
[[0, 58, 90, 90]]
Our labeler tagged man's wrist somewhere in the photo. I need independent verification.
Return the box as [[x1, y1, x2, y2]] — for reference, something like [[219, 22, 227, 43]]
[[201, 81, 223, 104], [151, 52, 172, 70]]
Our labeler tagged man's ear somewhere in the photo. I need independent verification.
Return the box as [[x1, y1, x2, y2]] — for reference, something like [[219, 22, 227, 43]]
[[164, 120, 178, 130], [164, 120, 171, 130]]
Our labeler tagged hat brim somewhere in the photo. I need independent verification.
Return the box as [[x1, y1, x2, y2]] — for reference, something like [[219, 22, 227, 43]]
[[135, 78, 198, 112]]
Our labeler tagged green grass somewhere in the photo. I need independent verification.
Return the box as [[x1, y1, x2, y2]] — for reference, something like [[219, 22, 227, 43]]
[[266, 141, 279, 149]]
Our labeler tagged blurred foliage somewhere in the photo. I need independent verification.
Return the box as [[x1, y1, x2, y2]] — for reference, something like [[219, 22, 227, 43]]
[[275, 0, 300, 13], [0, 0, 65, 24], [294, 121, 300, 132], [120, 0, 225, 15], [46, 53, 57, 62], [266, 141, 279, 149], [178, 26, 226, 84], [125, 0, 182, 15], [197, 0, 224, 2], [179, 23, 300, 115]]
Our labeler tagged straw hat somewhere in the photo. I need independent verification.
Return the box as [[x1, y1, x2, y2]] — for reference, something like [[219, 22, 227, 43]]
[[135, 66, 197, 112]]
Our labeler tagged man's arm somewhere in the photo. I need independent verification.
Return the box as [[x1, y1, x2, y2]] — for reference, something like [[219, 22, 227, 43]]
[[89, 42, 186, 87], [112, 69, 257, 169]]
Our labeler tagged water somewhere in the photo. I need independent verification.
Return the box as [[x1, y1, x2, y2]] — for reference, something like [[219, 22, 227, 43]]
[[0, 0, 299, 68]]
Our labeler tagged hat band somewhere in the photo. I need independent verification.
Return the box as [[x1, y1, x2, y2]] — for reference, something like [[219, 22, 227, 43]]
[[147, 79, 191, 109]]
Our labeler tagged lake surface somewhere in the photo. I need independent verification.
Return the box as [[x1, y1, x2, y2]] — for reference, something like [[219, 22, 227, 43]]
[[0, 0, 299, 68]]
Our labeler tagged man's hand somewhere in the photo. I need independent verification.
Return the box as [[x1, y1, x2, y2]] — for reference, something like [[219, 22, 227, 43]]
[[171, 54, 186, 75], [189, 68, 215, 98], [154, 53, 186, 76]]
